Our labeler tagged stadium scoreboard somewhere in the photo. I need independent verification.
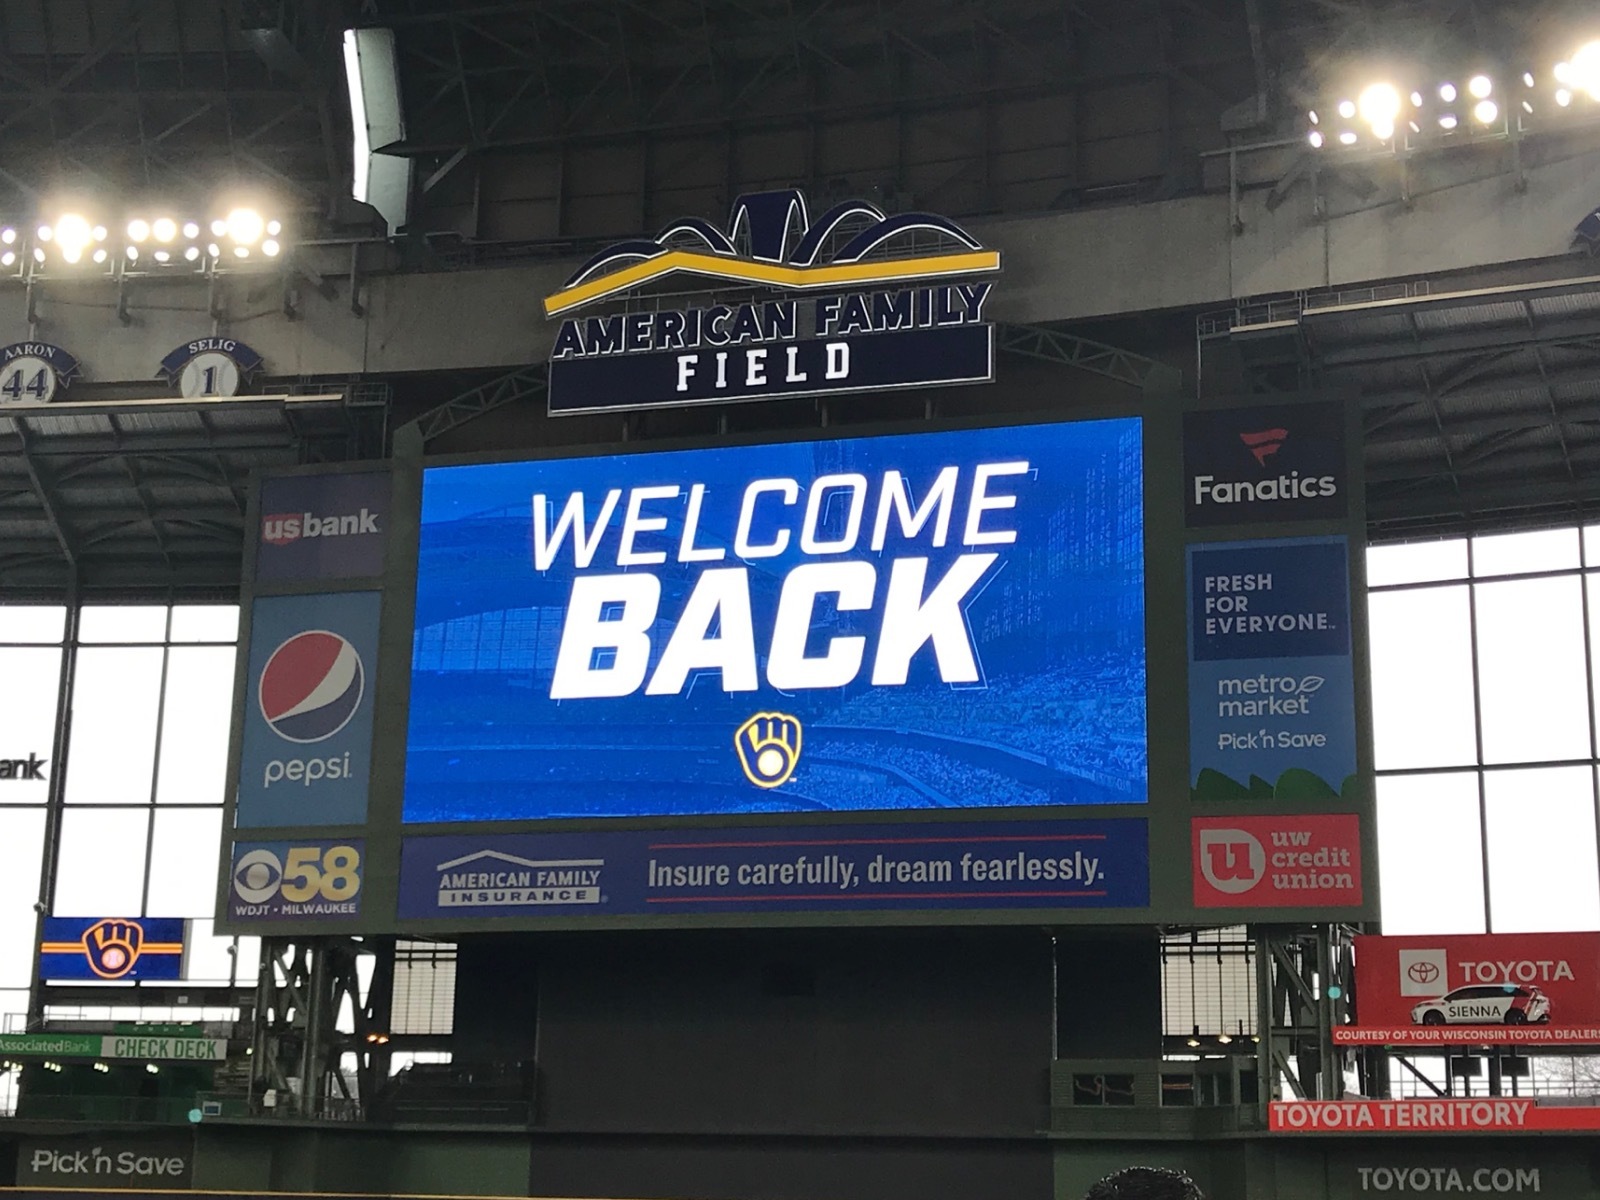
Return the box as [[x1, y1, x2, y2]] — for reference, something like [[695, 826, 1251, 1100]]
[[217, 399, 1375, 933]]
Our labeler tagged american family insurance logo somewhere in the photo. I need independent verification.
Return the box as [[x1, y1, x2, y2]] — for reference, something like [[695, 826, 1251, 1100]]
[[1192, 814, 1362, 908]]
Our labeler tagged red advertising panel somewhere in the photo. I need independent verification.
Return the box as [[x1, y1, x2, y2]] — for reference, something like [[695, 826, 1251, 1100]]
[[1343, 932, 1600, 1046], [1191, 814, 1362, 909], [1270, 1099, 1600, 1133]]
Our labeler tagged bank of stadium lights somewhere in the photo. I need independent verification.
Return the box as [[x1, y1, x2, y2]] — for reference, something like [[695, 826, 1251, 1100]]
[[1307, 40, 1600, 152], [0, 205, 284, 276]]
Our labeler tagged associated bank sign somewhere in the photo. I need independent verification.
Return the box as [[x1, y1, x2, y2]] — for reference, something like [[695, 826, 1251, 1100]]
[[542, 188, 1000, 414]]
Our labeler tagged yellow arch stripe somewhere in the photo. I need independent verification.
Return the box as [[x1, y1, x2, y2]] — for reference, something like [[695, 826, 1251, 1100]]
[[544, 248, 1002, 317]]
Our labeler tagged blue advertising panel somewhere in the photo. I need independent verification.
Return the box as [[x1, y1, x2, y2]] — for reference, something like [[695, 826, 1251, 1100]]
[[39, 917, 186, 981], [404, 419, 1146, 822], [255, 471, 388, 581], [397, 818, 1148, 919], [226, 839, 365, 922], [1188, 537, 1358, 802], [235, 591, 380, 827]]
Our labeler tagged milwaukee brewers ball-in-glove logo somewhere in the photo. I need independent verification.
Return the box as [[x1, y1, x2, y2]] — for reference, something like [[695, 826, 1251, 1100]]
[[735, 712, 803, 788], [84, 919, 145, 979]]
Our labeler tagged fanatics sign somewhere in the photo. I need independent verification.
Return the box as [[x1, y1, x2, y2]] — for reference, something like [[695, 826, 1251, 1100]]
[[1183, 401, 1347, 527]]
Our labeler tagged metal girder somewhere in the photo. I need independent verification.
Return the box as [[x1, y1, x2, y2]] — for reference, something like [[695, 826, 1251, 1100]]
[[999, 323, 1184, 393], [405, 366, 550, 446], [1256, 925, 1359, 1114], [249, 938, 391, 1120]]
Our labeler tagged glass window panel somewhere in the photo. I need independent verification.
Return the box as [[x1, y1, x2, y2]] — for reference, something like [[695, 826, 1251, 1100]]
[[155, 646, 235, 805], [1472, 528, 1580, 577], [1375, 773, 1485, 934], [1368, 586, 1477, 770], [1484, 767, 1600, 932], [184, 919, 256, 985], [0, 810, 45, 988], [1476, 577, 1591, 763], [0, 606, 64, 644], [78, 605, 168, 643], [1582, 525, 1600, 567], [1367, 540, 1468, 587], [65, 647, 163, 803], [0, 648, 61, 804], [145, 809, 223, 917], [53, 808, 149, 917], [169, 606, 239, 644]]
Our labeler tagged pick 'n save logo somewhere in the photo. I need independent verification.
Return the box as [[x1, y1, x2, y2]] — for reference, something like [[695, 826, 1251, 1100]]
[[1184, 402, 1346, 527]]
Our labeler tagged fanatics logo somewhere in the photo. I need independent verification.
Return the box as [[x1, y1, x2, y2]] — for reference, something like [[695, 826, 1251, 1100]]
[[1239, 427, 1288, 466]]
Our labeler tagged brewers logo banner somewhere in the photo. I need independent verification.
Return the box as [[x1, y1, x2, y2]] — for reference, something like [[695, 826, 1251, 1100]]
[[235, 591, 380, 827], [542, 188, 999, 414], [39, 917, 185, 981], [404, 418, 1146, 822]]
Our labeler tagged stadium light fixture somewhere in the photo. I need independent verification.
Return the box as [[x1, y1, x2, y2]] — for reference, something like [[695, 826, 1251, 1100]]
[[1565, 40, 1600, 100], [1357, 82, 1402, 140], [344, 26, 410, 233], [225, 207, 264, 245], [1474, 99, 1499, 124], [1468, 74, 1493, 99]]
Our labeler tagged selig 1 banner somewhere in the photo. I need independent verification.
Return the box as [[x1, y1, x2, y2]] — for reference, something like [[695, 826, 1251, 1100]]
[[1341, 932, 1600, 1045]]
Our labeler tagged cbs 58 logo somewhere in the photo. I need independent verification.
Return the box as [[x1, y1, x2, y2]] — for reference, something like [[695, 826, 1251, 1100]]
[[233, 843, 362, 905]]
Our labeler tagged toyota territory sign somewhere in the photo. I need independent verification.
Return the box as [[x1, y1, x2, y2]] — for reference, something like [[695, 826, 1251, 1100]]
[[1341, 932, 1600, 1045]]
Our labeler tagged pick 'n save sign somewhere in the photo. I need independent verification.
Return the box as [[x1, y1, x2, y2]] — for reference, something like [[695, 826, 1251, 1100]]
[[1342, 932, 1600, 1045]]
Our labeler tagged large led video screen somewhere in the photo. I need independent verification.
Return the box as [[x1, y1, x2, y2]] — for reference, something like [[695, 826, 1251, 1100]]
[[403, 418, 1145, 823]]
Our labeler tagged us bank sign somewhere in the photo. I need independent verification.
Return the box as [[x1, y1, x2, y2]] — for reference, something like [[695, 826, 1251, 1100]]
[[543, 189, 1000, 414]]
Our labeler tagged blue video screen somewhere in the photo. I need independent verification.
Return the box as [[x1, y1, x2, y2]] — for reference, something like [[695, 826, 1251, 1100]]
[[404, 419, 1146, 822]]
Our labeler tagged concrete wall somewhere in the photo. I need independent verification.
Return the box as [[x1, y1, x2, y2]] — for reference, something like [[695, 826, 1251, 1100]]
[[9, 1126, 1599, 1200], [6, 147, 1599, 386]]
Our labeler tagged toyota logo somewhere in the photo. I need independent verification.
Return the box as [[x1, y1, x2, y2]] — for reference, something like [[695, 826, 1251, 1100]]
[[1407, 962, 1441, 985]]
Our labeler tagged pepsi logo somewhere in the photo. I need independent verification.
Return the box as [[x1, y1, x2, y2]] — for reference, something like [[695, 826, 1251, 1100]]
[[258, 630, 364, 743]]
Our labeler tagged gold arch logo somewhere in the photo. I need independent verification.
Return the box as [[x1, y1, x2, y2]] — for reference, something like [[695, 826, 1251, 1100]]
[[735, 712, 803, 789]]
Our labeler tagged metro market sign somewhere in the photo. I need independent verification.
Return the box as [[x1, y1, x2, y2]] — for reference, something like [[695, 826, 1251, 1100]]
[[542, 188, 999, 414], [0, 1032, 226, 1061]]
